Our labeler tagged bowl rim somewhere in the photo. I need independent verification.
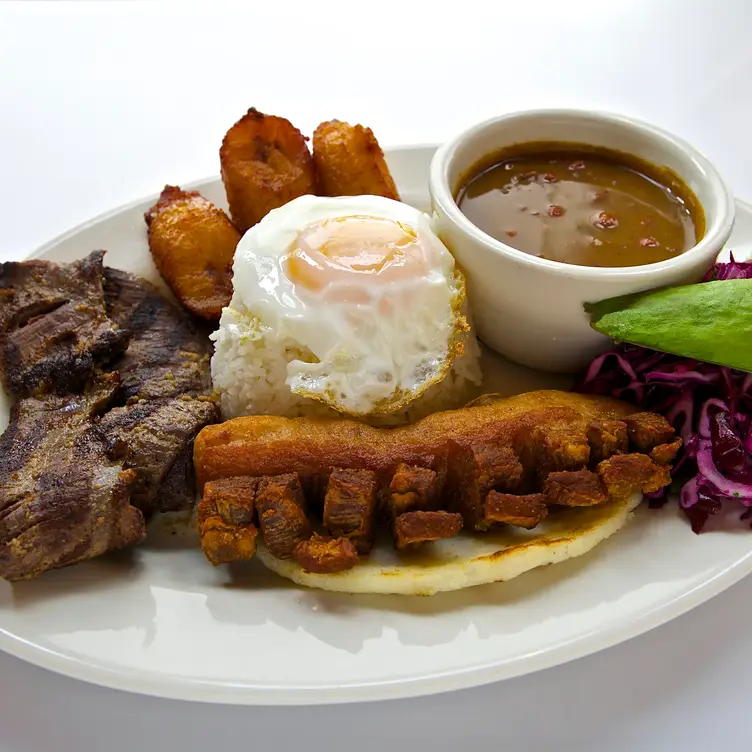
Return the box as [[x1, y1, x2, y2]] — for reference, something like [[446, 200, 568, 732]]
[[429, 108, 736, 280]]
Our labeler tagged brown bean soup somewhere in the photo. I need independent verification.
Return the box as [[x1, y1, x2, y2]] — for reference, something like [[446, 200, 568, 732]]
[[456, 142, 704, 268]]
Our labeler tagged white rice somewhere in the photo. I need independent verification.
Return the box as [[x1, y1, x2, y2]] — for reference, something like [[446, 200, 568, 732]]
[[210, 305, 483, 426]]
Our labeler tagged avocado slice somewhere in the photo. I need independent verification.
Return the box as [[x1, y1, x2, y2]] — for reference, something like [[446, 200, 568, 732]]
[[585, 279, 752, 372]]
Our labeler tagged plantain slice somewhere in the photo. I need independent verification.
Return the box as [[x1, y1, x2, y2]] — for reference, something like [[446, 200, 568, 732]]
[[313, 119, 399, 200], [145, 186, 239, 320], [220, 108, 316, 233]]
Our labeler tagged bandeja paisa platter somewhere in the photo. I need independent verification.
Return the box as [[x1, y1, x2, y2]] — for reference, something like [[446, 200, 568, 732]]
[[0, 109, 751, 704]]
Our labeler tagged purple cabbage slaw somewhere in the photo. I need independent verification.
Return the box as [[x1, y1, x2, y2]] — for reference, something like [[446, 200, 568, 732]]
[[576, 254, 752, 532]]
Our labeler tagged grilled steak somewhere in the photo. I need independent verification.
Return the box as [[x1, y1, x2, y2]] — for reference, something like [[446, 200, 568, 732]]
[[0, 251, 129, 396], [0, 373, 145, 580], [103, 267, 212, 401], [0, 255, 218, 579], [102, 267, 218, 513], [101, 396, 218, 513]]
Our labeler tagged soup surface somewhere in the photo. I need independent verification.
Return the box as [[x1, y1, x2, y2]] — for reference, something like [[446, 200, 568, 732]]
[[456, 142, 703, 268]]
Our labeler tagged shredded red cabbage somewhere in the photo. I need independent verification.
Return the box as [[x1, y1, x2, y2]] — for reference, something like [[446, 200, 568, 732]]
[[577, 254, 752, 533]]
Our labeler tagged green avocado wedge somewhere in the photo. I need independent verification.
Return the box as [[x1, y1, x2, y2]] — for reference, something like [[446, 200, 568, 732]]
[[585, 279, 752, 372]]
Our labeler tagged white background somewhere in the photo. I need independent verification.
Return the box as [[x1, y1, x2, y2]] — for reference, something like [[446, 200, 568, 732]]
[[2, 2, 752, 749]]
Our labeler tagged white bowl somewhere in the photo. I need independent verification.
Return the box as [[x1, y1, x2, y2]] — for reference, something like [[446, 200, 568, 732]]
[[429, 109, 735, 373]]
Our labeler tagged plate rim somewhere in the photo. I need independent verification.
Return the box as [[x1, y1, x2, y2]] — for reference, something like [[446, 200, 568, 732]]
[[1, 145, 751, 705]]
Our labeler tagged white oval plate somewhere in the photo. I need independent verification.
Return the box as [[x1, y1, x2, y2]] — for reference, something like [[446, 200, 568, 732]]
[[2, 145, 752, 705]]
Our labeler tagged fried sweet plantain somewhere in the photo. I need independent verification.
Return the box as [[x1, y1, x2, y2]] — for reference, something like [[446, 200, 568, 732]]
[[145, 186, 239, 320], [220, 108, 316, 233], [312, 120, 399, 199]]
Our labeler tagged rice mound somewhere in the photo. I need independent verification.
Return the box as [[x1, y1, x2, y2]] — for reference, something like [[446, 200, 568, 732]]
[[210, 304, 482, 425]]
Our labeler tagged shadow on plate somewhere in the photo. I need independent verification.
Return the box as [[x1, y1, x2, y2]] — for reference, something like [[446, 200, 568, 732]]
[[0, 550, 160, 644], [0, 502, 714, 659], [198, 506, 677, 654]]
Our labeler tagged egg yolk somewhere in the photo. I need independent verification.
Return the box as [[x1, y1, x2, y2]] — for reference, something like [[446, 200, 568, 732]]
[[284, 216, 428, 301]]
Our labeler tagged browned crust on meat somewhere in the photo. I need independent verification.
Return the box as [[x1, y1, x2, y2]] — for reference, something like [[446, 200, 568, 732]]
[[651, 437, 683, 466], [255, 473, 311, 559], [293, 534, 358, 573], [388, 463, 440, 519], [543, 469, 608, 507], [518, 426, 591, 482], [312, 120, 399, 200], [323, 468, 378, 554], [394, 511, 463, 550], [623, 412, 677, 453], [451, 442, 524, 531], [197, 476, 259, 565], [204, 476, 258, 526], [102, 267, 214, 402], [0, 251, 130, 397], [194, 394, 641, 489], [100, 397, 218, 515], [194, 392, 680, 564], [220, 108, 316, 233], [199, 515, 258, 566], [597, 453, 672, 500], [587, 419, 628, 465], [0, 376, 146, 580], [485, 492, 548, 529], [145, 185, 239, 320]]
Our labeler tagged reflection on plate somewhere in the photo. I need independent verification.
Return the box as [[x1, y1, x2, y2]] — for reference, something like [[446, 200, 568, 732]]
[[2, 146, 752, 705]]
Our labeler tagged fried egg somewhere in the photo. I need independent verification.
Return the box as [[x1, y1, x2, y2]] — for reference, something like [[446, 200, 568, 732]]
[[218, 194, 477, 418]]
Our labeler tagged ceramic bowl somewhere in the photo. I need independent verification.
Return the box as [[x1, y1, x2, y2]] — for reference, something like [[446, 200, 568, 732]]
[[429, 109, 735, 372]]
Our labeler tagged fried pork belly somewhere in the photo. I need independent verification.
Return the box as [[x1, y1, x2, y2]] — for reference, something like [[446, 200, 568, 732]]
[[144, 186, 239, 320], [0, 251, 129, 396], [485, 492, 548, 529], [0, 374, 144, 580], [452, 442, 524, 531], [195, 413, 446, 484], [209, 476, 258, 526], [518, 425, 591, 483], [388, 463, 441, 519], [597, 453, 672, 499], [255, 473, 312, 559], [623, 412, 677, 454], [194, 392, 640, 487], [220, 108, 316, 233], [198, 477, 258, 566], [199, 516, 258, 567], [194, 391, 680, 557], [651, 437, 683, 466], [587, 419, 629, 465], [323, 468, 378, 554], [393, 511, 463, 550], [312, 120, 399, 200], [543, 470, 608, 507], [293, 534, 358, 574]]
